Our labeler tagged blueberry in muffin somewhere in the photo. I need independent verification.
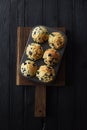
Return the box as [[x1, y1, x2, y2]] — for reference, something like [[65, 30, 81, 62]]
[[48, 32, 65, 49], [43, 48, 61, 66], [36, 65, 55, 83], [21, 60, 37, 77], [32, 26, 48, 43], [26, 43, 43, 61]]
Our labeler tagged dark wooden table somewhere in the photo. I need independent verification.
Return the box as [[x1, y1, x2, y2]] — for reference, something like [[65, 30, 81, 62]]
[[0, 0, 87, 130]]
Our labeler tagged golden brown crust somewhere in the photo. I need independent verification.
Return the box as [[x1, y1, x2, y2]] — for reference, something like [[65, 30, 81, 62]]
[[32, 26, 48, 43], [43, 48, 60, 66], [26, 43, 43, 61], [36, 65, 55, 83], [48, 32, 65, 49], [21, 60, 37, 77]]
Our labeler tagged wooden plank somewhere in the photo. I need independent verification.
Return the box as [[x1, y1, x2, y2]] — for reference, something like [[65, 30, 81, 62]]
[[25, 0, 43, 26], [0, 0, 10, 129], [56, 0, 75, 130], [35, 86, 46, 117], [43, 0, 58, 26], [17, 0, 25, 26], [9, 0, 24, 129], [16, 27, 65, 86], [72, 0, 87, 129]]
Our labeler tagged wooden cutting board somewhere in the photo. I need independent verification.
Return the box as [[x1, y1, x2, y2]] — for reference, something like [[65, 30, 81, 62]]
[[16, 27, 66, 117]]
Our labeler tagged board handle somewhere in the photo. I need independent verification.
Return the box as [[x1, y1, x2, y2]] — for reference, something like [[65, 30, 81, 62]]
[[35, 86, 46, 117]]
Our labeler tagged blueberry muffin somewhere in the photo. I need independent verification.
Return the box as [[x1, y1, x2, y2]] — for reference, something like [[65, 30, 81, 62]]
[[26, 43, 43, 61], [43, 48, 60, 66], [32, 26, 48, 43], [36, 65, 55, 83], [21, 60, 37, 77], [48, 32, 65, 49]]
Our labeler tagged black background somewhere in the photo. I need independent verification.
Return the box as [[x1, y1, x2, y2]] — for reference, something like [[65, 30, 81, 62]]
[[0, 0, 87, 130]]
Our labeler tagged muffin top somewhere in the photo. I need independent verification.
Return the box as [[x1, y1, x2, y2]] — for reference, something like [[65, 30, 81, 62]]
[[36, 65, 55, 83], [21, 60, 37, 77], [32, 26, 48, 43], [26, 43, 43, 61], [48, 32, 65, 49], [43, 48, 60, 66]]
